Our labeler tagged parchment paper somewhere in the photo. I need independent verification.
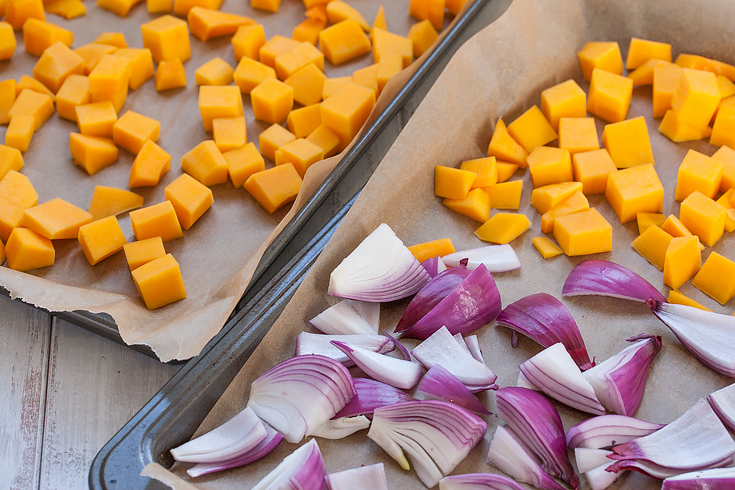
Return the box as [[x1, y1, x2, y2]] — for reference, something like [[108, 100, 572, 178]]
[[150, 0, 735, 488], [0, 0, 457, 362]]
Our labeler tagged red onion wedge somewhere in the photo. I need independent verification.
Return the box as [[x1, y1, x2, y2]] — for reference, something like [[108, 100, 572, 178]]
[[562, 260, 666, 303], [584, 461, 621, 490], [416, 364, 491, 415], [708, 383, 735, 430], [170, 406, 267, 464], [333, 378, 413, 419], [422, 256, 448, 277], [309, 415, 370, 439], [496, 293, 593, 371], [251, 438, 325, 490], [486, 425, 565, 490], [367, 400, 487, 488], [331, 340, 422, 390], [328, 223, 431, 302], [608, 399, 735, 474], [442, 244, 521, 272], [565, 415, 665, 450], [496, 387, 579, 489], [399, 264, 502, 340], [663, 467, 735, 489], [439, 473, 527, 490], [647, 300, 735, 377], [519, 342, 606, 415], [247, 354, 355, 443], [309, 300, 379, 335], [575, 448, 613, 473], [186, 423, 283, 478], [582, 334, 662, 416], [325, 463, 389, 490], [412, 326, 498, 392], [295, 333, 393, 365]]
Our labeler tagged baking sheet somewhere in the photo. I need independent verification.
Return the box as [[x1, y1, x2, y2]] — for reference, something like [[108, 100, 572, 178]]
[[0, 0, 458, 362]]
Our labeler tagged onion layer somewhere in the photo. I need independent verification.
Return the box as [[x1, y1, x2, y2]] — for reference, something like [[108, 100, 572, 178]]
[[708, 383, 735, 430], [416, 364, 491, 415], [439, 473, 527, 490], [309, 415, 370, 439], [331, 340, 422, 390], [562, 260, 666, 303], [325, 463, 389, 490], [251, 439, 325, 490], [333, 378, 413, 419], [309, 300, 379, 335], [442, 244, 521, 272], [295, 332, 393, 365], [565, 414, 665, 450]]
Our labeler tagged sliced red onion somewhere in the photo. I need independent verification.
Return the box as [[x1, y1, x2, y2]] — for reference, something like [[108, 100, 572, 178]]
[[187, 423, 283, 478], [582, 334, 662, 416], [350, 300, 380, 330], [566, 415, 665, 449], [331, 340, 422, 390], [442, 244, 521, 272], [454, 333, 472, 354], [412, 326, 498, 392], [325, 463, 389, 490], [585, 461, 622, 490], [562, 260, 666, 303], [416, 364, 491, 415], [247, 355, 355, 443], [609, 399, 735, 473], [496, 387, 579, 489], [295, 333, 393, 365], [465, 335, 485, 363], [309, 415, 370, 439], [367, 400, 487, 488], [520, 342, 606, 415], [486, 425, 565, 490], [575, 448, 613, 473], [516, 371, 537, 390], [251, 438, 325, 490], [647, 300, 735, 377], [608, 456, 734, 480], [663, 467, 735, 489], [422, 256, 448, 277], [439, 473, 528, 490], [708, 383, 735, 430], [328, 223, 431, 302], [333, 378, 413, 419], [310, 300, 379, 335], [496, 293, 593, 370], [384, 332, 411, 360]]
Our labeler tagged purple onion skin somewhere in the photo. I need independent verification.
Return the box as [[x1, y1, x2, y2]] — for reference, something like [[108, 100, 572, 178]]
[[612, 334, 662, 416], [396, 266, 472, 332], [333, 378, 413, 419], [421, 256, 444, 277], [401, 264, 502, 340], [417, 364, 491, 415], [496, 293, 593, 371], [562, 260, 666, 303]]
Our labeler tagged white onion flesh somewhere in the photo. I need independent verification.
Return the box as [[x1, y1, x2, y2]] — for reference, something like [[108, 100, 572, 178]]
[[575, 448, 613, 473], [465, 335, 485, 363], [295, 332, 393, 365], [251, 439, 325, 490], [331, 340, 423, 389], [516, 371, 537, 390], [442, 244, 521, 272], [310, 300, 379, 335], [565, 414, 665, 449], [708, 382, 735, 430], [325, 463, 389, 490], [350, 300, 380, 330], [309, 415, 370, 439], [585, 462, 621, 490]]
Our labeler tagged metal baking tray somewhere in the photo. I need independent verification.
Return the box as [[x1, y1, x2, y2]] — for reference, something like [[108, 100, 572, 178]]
[[89, 0, 512, 486]]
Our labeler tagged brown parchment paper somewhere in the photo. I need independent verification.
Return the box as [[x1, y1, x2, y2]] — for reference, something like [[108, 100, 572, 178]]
[[0, 0, 462, 362]]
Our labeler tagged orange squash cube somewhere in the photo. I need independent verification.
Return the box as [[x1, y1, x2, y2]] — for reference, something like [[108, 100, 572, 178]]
[[292, 17, 326, 46], [625, 38, 671, 70], [443, 188, 491, 223], [326, 1, 368, 30], [141, 15, 191, 63], [530, 181, 583, 214], [668, 290, 710, 311], [711, 103, 735, 149], [88, 54, 131, 112], [75, 101, 118, 137], [351, 64, 379, 96], [407, 237, 455, 263], [181, 140, 228, 186], [675, 150, 723, 201], [16, 75, 54, 100], [533, 236, 563, 258], [9, 89, 53, 130], [553, 208, 612, 256], [155, 59, 187, 91], [114, 48, 155, 90], [259, 35, 301, 68], [637, 212, 666, 235], [661, 214, 705, 252], [558, 118, 599, 156], [287, 104, 321, 139], [577, 42, 623, 81], [0, 170, 38, 209], [659, 109, 711, 143], [132, 253, 186, 309], [129, 140, 171, 187], [631, 224, 673, 270], [407, 20, 437, 59], [692, 252, 735, 305], [251, 0, 280, 12], [32, 41, 84, 93], [5, 0, 45, 30], [56, 75, 90, 121], [507, 105, 557, 154], [409, 0, 443, 30], [671, 68, 720, 130], [251, 78, 293, 124], [602, 116, 654, 168], [69, 133, 119, 175], [97, 0, 144, 17], [605, 164, 663, 223], [244, 163, 302, 214], [0, 21, 16, 61], [306, 124, 340, 159], [663, 236, 701, 290], [588, 68, 633, 123], [123, 236, 165, 271], [259, 123, 295, 161], [540, 191, 589, 234], [541, 79, 586, 131], [113, 110, 160, 155], [475, 212, 531, 244], [485, 180, 523, 210], [5, 227, 54, 271], [679, 191, 727, 247], [130, 201, 183, 242], [712, 146, 735, 193], [198, 85, 243, 131], [74, 43, 117, 76], [22, 18, 72, 57], [5, 115, 34, 152], [497, 164, 519, 183], [487, 118, 528, 167], [187, 7, 252, 42], [318, 20, 371, 65], [233, 56, 276, 94], [526, 146, 572, 188], [164, 173, 213, 230], [434, 166, 475, 199], [0, 145, 23, 181], [232, 24, 266, 62], [652, 63, 683, 118], [195, 57, 234, 86], [275, 42, 324, 80], [22, 197, 92, 239], [372, 28, 412, 68], [212, 116, 246, 153], [322, 76, 351, 100], [77, 215, 126, 265], [87, 185, 143, 220], [627, 59, 670, 87], [94, 32, 127, 48], [275, 138, 324, 177], [224, 142, 264, 188], [460, 157, 497, 188], [320, 82, 375, 148], [376, 54, 403, 94], [0, 199, 24, 242]]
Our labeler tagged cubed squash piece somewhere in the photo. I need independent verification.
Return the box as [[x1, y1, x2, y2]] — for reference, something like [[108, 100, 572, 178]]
[[507, 105, 558, 154], [485, 180, 523, 210], [0, 170, 38, 209], [94, 32, 127, 48], [5, 228, 54, 271], [625, 38, 672, 70], [198, 85, 243, 131], [475, 212, 531, 244], [17, 74, 54, 101], [224, 142, 264, 188], [114, 48, 155, 90], [284, 64, 326, 107], [77, 215, 126, 265], [259, 35, 300, 68], [88, 55, 131, 112], [540, 191, 589, 234], [487, 118, 528, 167], [671, 68, 720, 130], [407, 237, 454, 263], [661, 214, 705, 252], [181, 140, 228, 186], [322, 76, 351, 100], [259, 123, 295, 161], [306, 124, 340, 159], [371, 28, 412, 68], [679, 191, 727, 247], [712, 145, 735, 193], [554, 208, 612, 256], [558, 117, 599, 156], [605, 164, 663, 223], [187, 7, 252, 42], [443, 188, 491, 223], [326, 1, 368, 30], [141, 15, 191, 63], [129, 140, 171, 187], [663, 236, 701, 290], [22, 18, 72, 57], [292, 17, 326, 46], [653, 63, 685, 119], [408, 0, 443, 30], [631, 224, 673, 270], [659, 109, 712, 144], [692, 252, 735, 305], [250, 78, 293, 124], [164, 173, 213, 230], [0, 21, 16, 61], [274, 41, 324, 80], [573, 149, 617, 195], [588, 68, 633, 123], [668, 290, 710, 311], [711, 103, 735, 149], [320, 82, 375, 148], [69, 133, 118, 175], [275, 138, 324, 177], [376, 54, 402, 94], [434, 166, 475, 199], [533, 236, 563, 259], [131, 253, 186, 309], [0, 199, 24, 242], [496, 162, 519, 183], [602, 117, 653, 171], [212, 116, 246, 153], [74, 43, 117, 76], [5, 0, 45, 31], [113, 110, 160, 155], [577, 41, 623, 80], [155, 59, 187, 91], [675, 150, 723, 201], [56, 75, 90, 121], [244, 163, 302, 214], [0, 79, 17, 124], [87, 185, 143, 220], [130, 201, 182, 242], [460, 157, 497, 188], [195, 57, 234, 86], [0, 145, 23, 180], [351, 63, 378, 96], [22, 198, 92, 239], [318, 20, 371, 65], [75, 101, 117, 137], [123, 236, 165, 271], [675, 53, 735, 79], [541, 79, 587, 131], [287, 104, 321, 138], [637, 212, 666, 235], [9, 89, 54, 130], [233, 56, 276, 94], [526, 146, 572, 188], [407, 19, 437, 58], [31, 41, 84, 93], [5, 115, 34, 152], [627, 59, 670, 87], [530, 181, 583, 214]]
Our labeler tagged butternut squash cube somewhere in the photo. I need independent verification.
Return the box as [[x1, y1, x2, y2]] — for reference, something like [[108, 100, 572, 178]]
[[0, 170, 38, 209], [541, 80, 586, 131], [605, 164, 663, 223], [675, 53, 735, 80], [292, 18, 325, 46], [475, 212, 531, 244], [5, 0, 44, 31], [9, 89, 53, 130], [181, 140, 228, 186], [5, 227, 54, 271], [318, 20, 371, 65], [195, 57, 234, 86], [97, 0, 144, 17], [306, 124, 340, 158], [407, 237, 455, 263], [554, 208, 612, 256], [198, 85, 243, 131], [0, 198, 24, 242], [588, 68, 633, 123], [287, 104, 321, 138], [232, 24, 266, 62], [320, 82, 375, 148], [668, 290, 710, 311], [70, 133, 119, 175], [711, 103, 735, 149], [351, 64, 378, 96], [275, 138, 324, 177], [558, 117, 599, 156], [445, 0, 467, 15], [77, 215, 126, 265], [663, 236, 701, 290], [671, 68, 720, 130], [659, 109, 711, 143], [326, 1, 368, 30], [496, 162, 519, 183], [322, 76, 351, 100], [5, 115, 34, 152], [244, 163, 302, 214], [275, 42, 324, 80], [540, 191, 589, 234], [680, 191, 727, 247], [712, 145, 735, 193], [114, 48, 155, 91], [132, 253, 186, 309], [716, 188, 735, 211], [602, 116, 654, 169], [407, 20, 437, 58], [637, 212, 666, 235], [224, 142, 264, 188], [661, 214, 704, 252], [435, 165, 474, 199], [113, 110, 159, 155], [74, 43, 117, 76], [233, 57, 276, 94], [692, 252, 735, 305], [17, 75, 54, 101], [0, 79, 17, 124], [0, 22, 16, 61], [94, 32, 126, 48], [141, 15, 191, 63], [22, 198, 92, 240], [75, 101, 118, 137], [627, 59, 670, 87], [155, 59, 187, 91], [88, 54, 131, 112], [0, 145, 23, 180], [675, 150, 722, 201], [717, 75, 735, 100], [284, 63, 326, 106], [444, 188, 491, 223], [376, 54, 403, 94], [129, 140, 171, 187], [212, 116, 246, 153], [56, 75, 90, 121], [372, 28, 412, 68], [631, 224, 673, 270], [188, 7, 252, 42], [251, 0, 280, 12], [251, 78, 293, 124], [487, 118, 528, 167], [123, 236, 165, 271], [527, 146, 572, 188], [507, 105, 557, 154], [259, 123, 295, 161], [652, 63, 683, 118], [259, 35, 300, 68], [625, 38, 671, 70], [22, 18, 72, 57], [32, 41, 84, 93], [530, 181, 583, 214], [577, 42, 623, 81], [460, 157, 497, 188], [485, 180, 523, 209], [87, 185, 143, 220], [164, 173, 213, 230], [130, 201, 182, 242], [409, 0, 443, 30], [533, 236, 562, 259]]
